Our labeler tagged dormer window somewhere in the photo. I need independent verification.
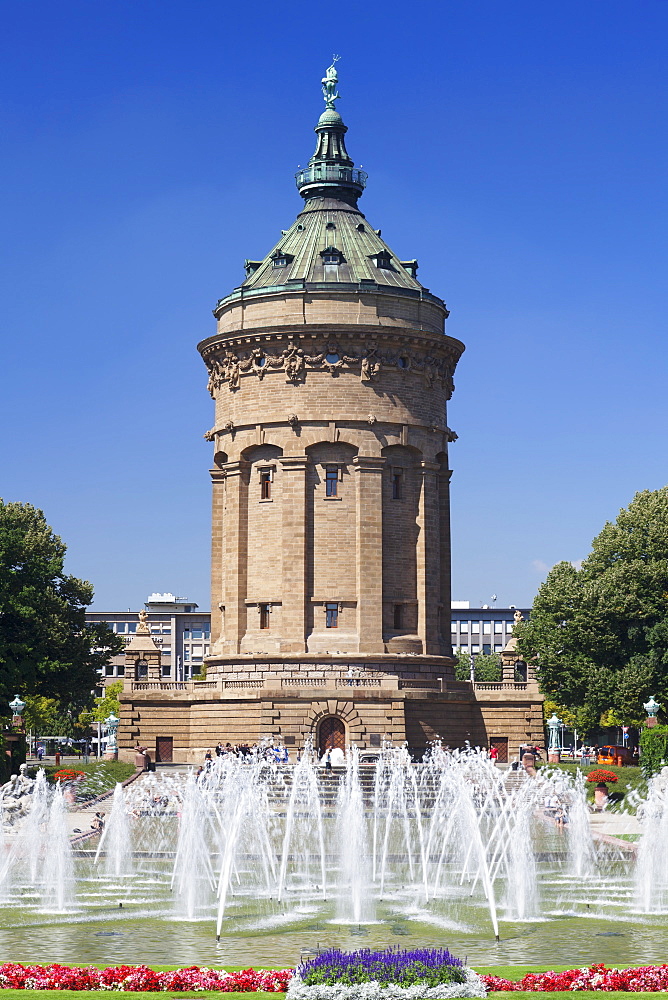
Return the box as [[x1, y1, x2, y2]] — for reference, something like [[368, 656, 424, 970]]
[[244, 260, 262, 278], [401, 260, 419, 278], [320, 246, 344, 266], [271, 250, 294, 269], [368, 251, 394, 271]]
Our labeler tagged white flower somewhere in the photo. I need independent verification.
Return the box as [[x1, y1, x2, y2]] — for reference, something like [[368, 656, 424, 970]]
[[286, 969, 487, 1000]]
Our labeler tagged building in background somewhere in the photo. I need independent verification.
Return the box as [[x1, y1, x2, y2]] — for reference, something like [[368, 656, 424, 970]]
[[450, 603, 531, 655], [87, 594, 210, 682]]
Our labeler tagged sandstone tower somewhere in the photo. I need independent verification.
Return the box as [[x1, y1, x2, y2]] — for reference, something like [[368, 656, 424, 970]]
[[199, 61, 463, 675], [118, 63, 545, 761]]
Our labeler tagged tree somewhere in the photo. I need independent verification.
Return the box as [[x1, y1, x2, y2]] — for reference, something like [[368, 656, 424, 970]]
[[453, 650, 501, 682], [0, 500, 123, 717], [518, 487, 668, 729], [92, 680, 123, 722]]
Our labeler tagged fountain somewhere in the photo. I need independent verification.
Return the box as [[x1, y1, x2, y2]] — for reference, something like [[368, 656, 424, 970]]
[[0, 751, 666, 969]]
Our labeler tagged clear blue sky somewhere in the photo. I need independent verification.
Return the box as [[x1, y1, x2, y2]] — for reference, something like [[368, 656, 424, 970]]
[[1, 1, 667, 611]]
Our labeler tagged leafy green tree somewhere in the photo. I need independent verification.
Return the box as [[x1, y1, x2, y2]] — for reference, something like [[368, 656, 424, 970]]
[[518, 487, 668, 728], [92, 681, 123, 722], [0, 500, 123, 718], [453, 649, 501, 682]]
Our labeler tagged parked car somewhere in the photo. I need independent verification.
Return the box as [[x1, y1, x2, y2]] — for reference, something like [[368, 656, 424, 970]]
[[597, 745, 633, 766]]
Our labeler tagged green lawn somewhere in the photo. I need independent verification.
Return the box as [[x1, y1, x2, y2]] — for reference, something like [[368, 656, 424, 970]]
[[536, 762, 647, 812]]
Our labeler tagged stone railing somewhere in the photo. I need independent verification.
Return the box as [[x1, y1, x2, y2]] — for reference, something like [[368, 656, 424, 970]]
[[131, 682, 191, 691], [398, 679, 441, 690], [222, 679, 264, 689], [281, 677, 327, 687], [474, 682, 528, 692], [335, 677, 382, 687]]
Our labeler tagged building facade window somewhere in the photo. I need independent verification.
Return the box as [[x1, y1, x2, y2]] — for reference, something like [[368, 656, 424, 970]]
[[325, 603, 339, 628], [471, 622, 480, 634], [392, 469, 403, 499], [483, 622, 492, 634], [494, 621, 503, 633], [460, 621, 469, 633], [325, 465, 339, 497], [260, 470, 272, 500], [259, 604, 271, 629]]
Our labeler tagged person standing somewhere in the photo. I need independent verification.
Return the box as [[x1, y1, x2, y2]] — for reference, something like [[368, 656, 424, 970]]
[[325, 748, 332, 772]]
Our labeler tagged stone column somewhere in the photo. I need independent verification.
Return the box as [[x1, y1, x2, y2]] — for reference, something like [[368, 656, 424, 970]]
[[353, 456, 385, 653], [438, 465, 454, 656], [416, 461, 441, 655], [220, 460, 249, 655], [280, 455, 310, 653], [209, 467, 225, 652]]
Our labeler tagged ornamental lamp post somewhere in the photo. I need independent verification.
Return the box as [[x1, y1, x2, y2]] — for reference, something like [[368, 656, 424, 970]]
[[104, 712, 119, 760], [644, 695, 661, 728], [547, 712, 562, 763], [9, 694, 26, 729]]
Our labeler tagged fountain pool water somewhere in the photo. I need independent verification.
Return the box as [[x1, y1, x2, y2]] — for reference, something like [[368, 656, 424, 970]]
[[0, 748, 666, 969]]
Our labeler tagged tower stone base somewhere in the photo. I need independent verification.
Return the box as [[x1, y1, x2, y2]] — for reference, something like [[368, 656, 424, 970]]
[[117, 656, 543, 764]]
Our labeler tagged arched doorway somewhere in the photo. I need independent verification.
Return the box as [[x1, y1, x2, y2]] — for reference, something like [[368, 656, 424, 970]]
[[318, 716, 346, 756]]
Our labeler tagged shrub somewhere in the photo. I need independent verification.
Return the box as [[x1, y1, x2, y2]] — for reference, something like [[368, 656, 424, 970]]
[[586, 769, 618, 783], [299, 948, 465, 988], [639, 724, 668, 779]]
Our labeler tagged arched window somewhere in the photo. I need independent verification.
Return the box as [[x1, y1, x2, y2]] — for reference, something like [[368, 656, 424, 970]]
[[318, 716, 345, 755]]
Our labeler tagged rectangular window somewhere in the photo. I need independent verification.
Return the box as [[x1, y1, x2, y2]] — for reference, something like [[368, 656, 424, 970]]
[[506, 621, 514, 631], [325, 465, 339, 497], [184, 650, 190, 661], [393, 604, 402, 629], [326, 603, 339, 628], [471, 622, 480, 634], [259, 604, 271, 629], [483, 622, 492, 635], [260, 470, 272, 500], [494, 644, 503, 652], [105, 665, 114, 676], [392, 469, 403, 499], [451, 621, 457, 633], [192, 629, 203, 639], [483, 643, 491, 654], [494, 622, 503, 633], [117, 664, 125, 676], [460, 622, 469, 633], [161, 664, 170, 676], [472, 644, 480, 653]]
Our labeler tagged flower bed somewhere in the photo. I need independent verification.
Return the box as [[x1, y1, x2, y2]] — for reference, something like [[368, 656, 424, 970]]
[[482, 963, 668, 991], [0, 963, 291, 992], [53, 769, 86, 782], [586, 769, 618, 783], [287, 948, 486, 1000]]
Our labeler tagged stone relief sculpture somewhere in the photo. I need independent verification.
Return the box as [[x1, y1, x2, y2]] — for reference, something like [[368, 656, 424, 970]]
[[283, 345, 306, 382], [225, 353, 241, 390], [361, 351, 381, 382]]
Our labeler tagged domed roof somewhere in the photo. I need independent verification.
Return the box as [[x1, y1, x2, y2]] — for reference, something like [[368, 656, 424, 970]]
[[239, 197, 423, 293]]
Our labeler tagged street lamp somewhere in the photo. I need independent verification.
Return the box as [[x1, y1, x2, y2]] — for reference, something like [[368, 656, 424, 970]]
[[547, 712, 562, 761], [104, 712, 119, 759], [9, 694, 26, 728]]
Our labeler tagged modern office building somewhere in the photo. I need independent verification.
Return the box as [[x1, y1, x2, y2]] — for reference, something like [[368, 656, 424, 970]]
[[87, 594, 211, 682], [450, 604, 532, 655]]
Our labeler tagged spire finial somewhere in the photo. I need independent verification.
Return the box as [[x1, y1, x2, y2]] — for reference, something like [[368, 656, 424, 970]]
[[321, 55, 341, 110]]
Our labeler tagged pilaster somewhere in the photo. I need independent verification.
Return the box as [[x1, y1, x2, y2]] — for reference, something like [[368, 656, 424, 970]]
[[416, 461, 441, 655], [221, 461, 249, 655], [279, 455, 310, 653], [353, 456, 385, 652]]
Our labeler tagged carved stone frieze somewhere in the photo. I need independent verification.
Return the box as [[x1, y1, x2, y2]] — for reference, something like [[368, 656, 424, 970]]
[[203, 335, 457, 394]]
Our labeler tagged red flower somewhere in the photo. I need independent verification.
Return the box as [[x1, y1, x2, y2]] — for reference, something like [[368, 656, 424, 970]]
[[586, 769, 619, 783]]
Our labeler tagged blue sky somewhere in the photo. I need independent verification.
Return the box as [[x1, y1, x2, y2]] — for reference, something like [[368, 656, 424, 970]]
[[1, 1, 667, 611]]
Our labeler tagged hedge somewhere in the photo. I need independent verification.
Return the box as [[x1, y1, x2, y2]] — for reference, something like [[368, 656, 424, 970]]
[[639, 724, 668, 779]]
